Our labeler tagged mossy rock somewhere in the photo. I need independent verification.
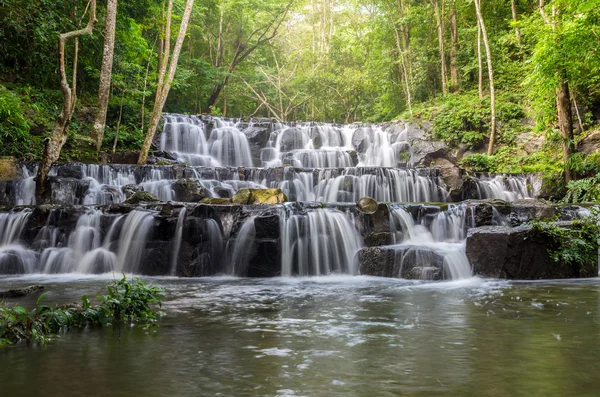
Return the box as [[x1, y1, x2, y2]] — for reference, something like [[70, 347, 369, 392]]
[[0, 157, 19, 181], [232, 188, 288, 205], [124, 191, 161, 205], [357, 197, 378, 213], [201, 198, 233, 204]]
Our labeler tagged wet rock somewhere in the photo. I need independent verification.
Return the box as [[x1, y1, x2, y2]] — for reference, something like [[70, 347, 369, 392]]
[[246, 240, 281, 277], [358, 246, 395, 277], [279, 127, 307, 152], [0, 285, 44, 298], [431, 158, 464, 202], [254, 211, 280, 239], [357, 197, 378, 213], [56, 164, 84, 179], [124, 191, 161, 205], [172, 179, 209, 202], [411, 140, 448, 167], [232, 188, 288, 205], [364, 232, 394, 247]]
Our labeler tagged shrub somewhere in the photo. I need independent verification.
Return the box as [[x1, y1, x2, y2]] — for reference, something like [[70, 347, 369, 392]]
[[563, 173, 600, 203], [0, 275, 165, 348]]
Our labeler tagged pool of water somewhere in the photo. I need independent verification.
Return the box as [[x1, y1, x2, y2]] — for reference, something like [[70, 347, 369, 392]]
[[1, 275, 600, 396]]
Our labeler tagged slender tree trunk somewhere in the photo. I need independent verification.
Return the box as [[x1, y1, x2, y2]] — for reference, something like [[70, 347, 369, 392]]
[[477, 18, 483, 101], [449, 3, 459, 90], [511, 0, 522, 46], [557, 81, 574, 182], [36, 1, 97, 201], [92, 0, 118, 155], [474, 0, 496, 155], [112, 89, 125, 154], [388, 0, 413, 115], [138, 0, 194, 165], [433, 0, 447, 95]]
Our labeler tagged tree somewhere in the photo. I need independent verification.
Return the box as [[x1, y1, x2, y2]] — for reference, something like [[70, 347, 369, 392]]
[[93, 0, 118, 155], [138, 0, 195, 165], [474, 0, 496, 155], [431, 0, 448, 95], [36, 0, 97, 200]]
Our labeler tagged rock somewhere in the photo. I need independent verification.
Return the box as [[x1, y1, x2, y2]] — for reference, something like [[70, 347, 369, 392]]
[[466, 224, 597, 279], [122, 184, 142, 199], [0, 157, 19, 181], [431, 158, 464, 201], [56, 164, 84, 179], [279, 127, 307, 151], [357, 197, 378, 213], [172, 179, 209, 202], [411, 140, 448, 167], [578, 129, 600, 154], [358, 246, 396, 277], [0, 285, 44, 298], [254, 211, 280, 239], [124, 191, 161, 205], [232, 188, 288, 205], [364, 232, 394, 247]]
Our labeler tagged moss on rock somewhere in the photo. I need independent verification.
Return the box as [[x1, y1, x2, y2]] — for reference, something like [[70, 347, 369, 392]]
[[232, 188, 288, 205], [0, 157, 19, 181], [201, 198, 234, 204], [124, 191, 161, 205]]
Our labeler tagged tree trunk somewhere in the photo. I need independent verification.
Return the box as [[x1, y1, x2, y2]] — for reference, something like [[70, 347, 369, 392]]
[[388, 0, 413, 116], [511, 0, 522, 46], [449, 3, 459, 90], [138, 0, 194, 165], [433, 0, 447, 95], [474, 0, 496, 155], [477, 18, 483, 101], [92, 0, 117, 155], [36, 1, 97, 201], [557, 81, 574, 182]]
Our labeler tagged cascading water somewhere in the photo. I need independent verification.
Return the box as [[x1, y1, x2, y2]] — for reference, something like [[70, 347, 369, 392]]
[[281, 207, 363, 276], [472, 174, 535, 201], [386, 205, 472, 280]]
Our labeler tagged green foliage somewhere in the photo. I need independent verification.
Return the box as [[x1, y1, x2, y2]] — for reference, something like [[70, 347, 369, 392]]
[[530, 209, 600, 274], [460, 154, 494, 172], [0, 86, 31, 157], [0, 275, 165, 348], [563, 174, 600, 203]]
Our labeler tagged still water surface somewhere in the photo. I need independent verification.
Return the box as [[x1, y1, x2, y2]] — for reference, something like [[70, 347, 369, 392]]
[[1, 275, 600, 397]]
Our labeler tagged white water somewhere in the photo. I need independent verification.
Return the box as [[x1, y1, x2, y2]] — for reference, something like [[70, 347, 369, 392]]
[[387, 206, 473, 280], [281, 208, 363, 276], [170, 207, 187, 275], [473, 174, 535, 201]]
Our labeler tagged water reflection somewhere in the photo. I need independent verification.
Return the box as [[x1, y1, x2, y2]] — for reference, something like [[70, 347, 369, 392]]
[[1, 276, 600, 396]]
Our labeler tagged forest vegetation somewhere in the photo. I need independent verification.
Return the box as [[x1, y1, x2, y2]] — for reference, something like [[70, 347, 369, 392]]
[[1, 0, 599, 200]]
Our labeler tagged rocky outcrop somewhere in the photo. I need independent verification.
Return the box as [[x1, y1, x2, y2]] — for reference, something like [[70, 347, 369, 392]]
[[466, 224, 597, 279]]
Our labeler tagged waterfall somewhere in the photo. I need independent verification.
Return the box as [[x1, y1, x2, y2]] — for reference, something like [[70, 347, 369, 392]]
[[473, 174, 534, 201], [170, 207, 187, 275], [387, 206, 472, 280], [281, 208, 363, 276], [0, 210, 35, 274], [228, 216, 257, 276], [116, 210, 155, 273]]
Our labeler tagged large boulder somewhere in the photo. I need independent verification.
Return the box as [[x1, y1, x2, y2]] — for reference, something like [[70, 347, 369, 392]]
[[357, 197, 378, 213], [172, 179, 208, 202], [232, 188, 287, 205], [431, 157, 465, 202], [466, 224, 597, 279]]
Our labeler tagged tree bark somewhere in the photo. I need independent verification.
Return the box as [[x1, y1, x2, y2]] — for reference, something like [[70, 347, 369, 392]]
[[432, 0, 447, 95], [449, 3, 459, 90], [557, 82, 574, 182], [36, 1, 97, 201], [474, 0, 496, 155], [92, 0, 118, 155], [477, 18, 483, 101], [138, 0, 194, 165]]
